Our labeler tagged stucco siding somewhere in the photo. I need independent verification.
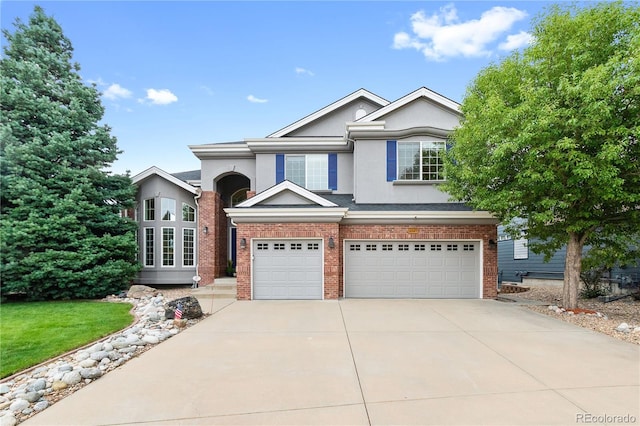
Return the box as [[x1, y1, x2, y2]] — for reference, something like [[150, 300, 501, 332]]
[[354, 139, 452, 204], [287, 98, 384, 137], [200, 158, 256, 192], [379, 99, 460, 131]]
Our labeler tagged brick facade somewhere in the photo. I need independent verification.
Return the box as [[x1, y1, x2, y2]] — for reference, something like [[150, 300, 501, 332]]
[[231, 222, 498, 300], [236, 223, 340, 300], [197, 191, 227, 285]]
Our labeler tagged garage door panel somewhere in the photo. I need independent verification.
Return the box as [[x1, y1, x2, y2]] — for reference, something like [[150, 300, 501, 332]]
[[345, 240, 480, 299], [253, 239, 323, 300]]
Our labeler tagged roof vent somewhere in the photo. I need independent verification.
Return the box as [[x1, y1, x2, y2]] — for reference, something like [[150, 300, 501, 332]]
[[354, 106, 367, 120]]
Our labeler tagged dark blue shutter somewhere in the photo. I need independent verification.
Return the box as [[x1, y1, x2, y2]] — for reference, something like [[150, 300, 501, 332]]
[[328, 153, 337, 190], [386, 140, 397, 182], [275, 154, 285, 183]]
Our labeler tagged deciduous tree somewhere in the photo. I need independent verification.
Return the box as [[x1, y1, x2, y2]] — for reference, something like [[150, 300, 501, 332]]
[[444, 2, 640, 308], [0, 6, 139, 300]]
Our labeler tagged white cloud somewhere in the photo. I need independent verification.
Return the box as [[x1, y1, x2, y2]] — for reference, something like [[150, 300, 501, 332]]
[[295, 67, 315, 76], [499, 31, 533, 51], [247, 95, 268, 104], [103, 83, 132, 100], [393, 3, 529, 61], [200, 85, 215, 96], [145, 88, 178, 105]]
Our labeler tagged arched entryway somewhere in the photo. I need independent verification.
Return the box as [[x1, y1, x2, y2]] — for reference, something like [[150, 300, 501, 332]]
[[215, 174, 250, 272]]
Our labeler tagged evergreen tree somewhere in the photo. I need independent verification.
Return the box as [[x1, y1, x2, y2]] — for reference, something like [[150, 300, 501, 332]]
[[1, 6, 140, 300]]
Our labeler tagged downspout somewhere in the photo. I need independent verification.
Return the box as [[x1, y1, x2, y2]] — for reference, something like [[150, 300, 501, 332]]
[[194, 188, 203, 281]]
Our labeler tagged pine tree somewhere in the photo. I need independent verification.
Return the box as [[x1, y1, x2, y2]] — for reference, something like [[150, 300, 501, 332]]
[[1, 6, 140, 300]]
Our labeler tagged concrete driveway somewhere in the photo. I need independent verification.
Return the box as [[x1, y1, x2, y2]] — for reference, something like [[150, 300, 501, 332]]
[[25, 299, 639, 425]]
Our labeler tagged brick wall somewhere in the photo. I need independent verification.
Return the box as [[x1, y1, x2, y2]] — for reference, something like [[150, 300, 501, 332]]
[[197, 191, 228, 285], [339, 224, 498, 299], [233, 222, 497, 300], [236, 223, 340, 300]]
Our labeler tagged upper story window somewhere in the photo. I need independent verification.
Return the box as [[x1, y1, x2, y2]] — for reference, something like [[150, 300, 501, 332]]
[[286, 154, 328, 190], [161, 198, 176, 221], [144, 199, 155, 221], [182, 203, 195, 222], [276, 153, 337, 191], [398, 141, 446, 181]]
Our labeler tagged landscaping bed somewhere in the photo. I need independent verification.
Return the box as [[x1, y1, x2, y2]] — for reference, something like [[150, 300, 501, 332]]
[[506, 285, 640, 345]]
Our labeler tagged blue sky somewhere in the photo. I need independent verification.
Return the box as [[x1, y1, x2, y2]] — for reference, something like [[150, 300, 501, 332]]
[[1, 1, 555, 176]]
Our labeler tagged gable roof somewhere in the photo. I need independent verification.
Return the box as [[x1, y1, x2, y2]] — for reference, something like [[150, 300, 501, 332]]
[[131, 166, 199, 195], [267, 88, 389, 138], [236, 180, 338, 208], [358, 87, 460, 122]]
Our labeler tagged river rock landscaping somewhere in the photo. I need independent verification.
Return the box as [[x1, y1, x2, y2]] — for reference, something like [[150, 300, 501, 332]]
[[505, 284, 640, 345], [0, 287, 204, 426]]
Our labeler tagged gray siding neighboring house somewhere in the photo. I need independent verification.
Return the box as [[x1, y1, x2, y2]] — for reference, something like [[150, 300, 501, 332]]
[[131, 167, 202, 285], [498, 231, 640, 286]]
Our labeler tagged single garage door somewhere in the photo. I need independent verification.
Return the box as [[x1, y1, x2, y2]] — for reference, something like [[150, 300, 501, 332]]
[[253, 239, 323, 300], [345, 240, 480, 298]]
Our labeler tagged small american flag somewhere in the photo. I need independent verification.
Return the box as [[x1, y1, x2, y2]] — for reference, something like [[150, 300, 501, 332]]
[[174, 304, 183, 320]]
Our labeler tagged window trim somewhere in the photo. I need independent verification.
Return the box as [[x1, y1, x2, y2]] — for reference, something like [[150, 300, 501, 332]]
[[161, 227, 175, 267], [143, 227, 154, 267], [284, 153, 329, 190], [182, 228, 196, 267], [396, 140, 446, 183], [182, 202, 196, 222], [161, 198, 176, 221], [143, 198, 155, 221]]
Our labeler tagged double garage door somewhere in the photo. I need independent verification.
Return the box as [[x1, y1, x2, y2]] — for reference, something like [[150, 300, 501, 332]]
[[345, 240, 480, 298], [252, 239, 480, 300]]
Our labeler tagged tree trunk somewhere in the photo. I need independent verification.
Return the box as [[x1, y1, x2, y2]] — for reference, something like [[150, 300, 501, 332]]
[[562, 232, 585, 309]]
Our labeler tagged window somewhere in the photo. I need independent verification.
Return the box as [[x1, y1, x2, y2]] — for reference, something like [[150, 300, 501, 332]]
[[398, 141, 446, 181], [291, 243, 302, 250], [183, 229, 195, 267], [414, 244, 426, 251], [286, 154, 328, 190], [257, 243, 269, 250], [463, 244, 475, 251], [430, 244, 442, 251], [398, 244, 409, 251], [161, 198, 176, 221], [366, 244, 377, 251], [308, 243, 319, 250], [144, 228, 154, 266], [514, 238, 528, 260], [349, 244, 361, 251], [182, 203, 195, 222], [162, 228, 174, 266], [447, 244, 458, 251], [382, 244, 393, 251], [144, 199, 155, 221], [274, 243, 285, 250]]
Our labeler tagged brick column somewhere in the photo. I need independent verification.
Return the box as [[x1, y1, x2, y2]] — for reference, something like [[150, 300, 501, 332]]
[[197, 191, 225, 285]]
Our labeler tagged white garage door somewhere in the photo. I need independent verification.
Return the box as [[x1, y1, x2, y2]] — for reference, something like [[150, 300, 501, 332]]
[[345, 241, 480, 298], [253, 239, 323, 300]]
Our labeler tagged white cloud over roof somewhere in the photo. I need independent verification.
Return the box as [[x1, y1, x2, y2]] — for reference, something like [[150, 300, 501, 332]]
[[393, 4, 531, 61], [146, 88, 178, 105], [295, 67, 315, 76], [103, 83, 132, 100], [247, 95, 268, 103]]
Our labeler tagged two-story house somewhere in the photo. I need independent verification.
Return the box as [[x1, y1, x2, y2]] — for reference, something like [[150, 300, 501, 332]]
[[183, 87, 498, 300]]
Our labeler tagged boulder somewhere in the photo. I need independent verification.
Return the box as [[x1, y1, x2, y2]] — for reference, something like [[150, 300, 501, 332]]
[[126, 285, 158, 299], [164, 296, 203, 320]]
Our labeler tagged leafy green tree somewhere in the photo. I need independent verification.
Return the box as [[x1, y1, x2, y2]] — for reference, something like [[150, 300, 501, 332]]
[[0, 6, 140, 300], [444, 2, 640, 309]]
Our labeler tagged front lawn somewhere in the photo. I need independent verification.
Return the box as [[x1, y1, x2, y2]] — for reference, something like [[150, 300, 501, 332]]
[[0, 301, 134, 378]]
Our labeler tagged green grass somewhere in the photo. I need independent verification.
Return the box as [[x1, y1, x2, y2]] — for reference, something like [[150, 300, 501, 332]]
[[0, 301, 134, 378]]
